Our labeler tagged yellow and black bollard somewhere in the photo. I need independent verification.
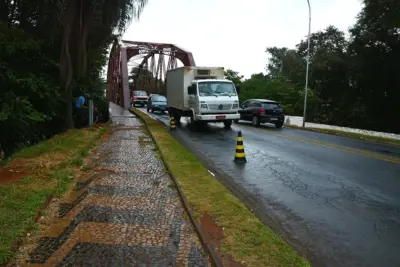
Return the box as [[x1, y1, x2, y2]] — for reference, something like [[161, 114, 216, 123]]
[[170, 116, 176, 131], [234, 131, 247, 163]]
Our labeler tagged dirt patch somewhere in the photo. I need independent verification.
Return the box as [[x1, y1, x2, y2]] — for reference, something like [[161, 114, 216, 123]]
[[0, 151, 71, 186], [26, 153, 68, 170], [199, 213, 245, 267], [0, 167, 29, 185], [200, 213, 224, 246]]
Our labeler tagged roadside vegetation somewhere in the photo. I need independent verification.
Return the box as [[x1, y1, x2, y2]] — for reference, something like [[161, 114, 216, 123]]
[[132, 108, 310, 267], [225, 0, 400, 135], [0, 125, 108, 265], [0, 0, 148, 159]]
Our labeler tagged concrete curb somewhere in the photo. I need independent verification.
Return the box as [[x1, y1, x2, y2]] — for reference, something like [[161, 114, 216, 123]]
[[129, 108, 223, 267]]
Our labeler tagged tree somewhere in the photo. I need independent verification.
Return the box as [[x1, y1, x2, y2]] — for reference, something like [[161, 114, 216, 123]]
[[56, 0, 148, 128], [348, 0, 400, 132], [266, 47, 304, 83], [296, 26, 352, 125], [0, 0, 149, 158], [224, 69, 244, 88], [0, 22, 61, 157]]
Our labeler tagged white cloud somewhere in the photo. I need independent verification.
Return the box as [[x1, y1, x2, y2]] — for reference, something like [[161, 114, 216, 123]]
[[123, 0, 362, 78]]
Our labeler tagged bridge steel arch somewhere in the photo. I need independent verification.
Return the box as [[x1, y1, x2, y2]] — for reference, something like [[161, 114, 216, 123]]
[[107, 40, 196, 109]]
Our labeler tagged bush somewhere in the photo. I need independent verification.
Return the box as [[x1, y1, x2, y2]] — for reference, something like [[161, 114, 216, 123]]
[[0, 23, 62, 158]]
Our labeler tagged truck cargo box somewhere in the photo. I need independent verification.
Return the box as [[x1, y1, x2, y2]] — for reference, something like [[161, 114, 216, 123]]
[[166, 66, 224, 110]]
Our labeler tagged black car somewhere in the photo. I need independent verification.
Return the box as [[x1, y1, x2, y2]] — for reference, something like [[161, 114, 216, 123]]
[[147, 94, 168, 113], [236, 99, 285, 128]]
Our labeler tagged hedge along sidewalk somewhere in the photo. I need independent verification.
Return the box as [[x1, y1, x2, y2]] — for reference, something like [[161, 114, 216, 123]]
[[131, 108, 310, 267], [0, 125, 108, 265]]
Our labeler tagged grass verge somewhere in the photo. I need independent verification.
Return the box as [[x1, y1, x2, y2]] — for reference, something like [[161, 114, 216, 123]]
[[0, 125, 108, 265], [132, 108, 309, 267], [285, 124, 400, 145]]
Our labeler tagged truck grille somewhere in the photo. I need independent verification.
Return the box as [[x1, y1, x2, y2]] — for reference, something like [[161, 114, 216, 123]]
[[208, 104, 232, 111]]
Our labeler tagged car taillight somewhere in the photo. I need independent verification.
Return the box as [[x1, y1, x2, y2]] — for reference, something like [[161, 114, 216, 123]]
[[258, 108, 265, 114]]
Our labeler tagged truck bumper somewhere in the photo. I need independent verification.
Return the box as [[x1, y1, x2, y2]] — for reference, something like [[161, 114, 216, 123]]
[[194, 113, 240, 121]]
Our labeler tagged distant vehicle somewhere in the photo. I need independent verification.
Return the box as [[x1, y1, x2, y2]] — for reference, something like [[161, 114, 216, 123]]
[[147, 94, 168, 113], [236, 99, 284, 128], [166, 66, 240, 128], [131, 90, 148, 107]]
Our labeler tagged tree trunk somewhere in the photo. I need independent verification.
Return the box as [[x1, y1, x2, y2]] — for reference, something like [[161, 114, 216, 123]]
[[60, 0, 78, 130], [64, 87, 74, 129]]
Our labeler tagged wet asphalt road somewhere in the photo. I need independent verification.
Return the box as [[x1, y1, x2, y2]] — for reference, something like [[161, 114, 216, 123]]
[[137, 108, 400, 267]]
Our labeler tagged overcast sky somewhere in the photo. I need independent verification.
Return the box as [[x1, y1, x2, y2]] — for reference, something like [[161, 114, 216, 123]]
[[123, 0, 363, 78]]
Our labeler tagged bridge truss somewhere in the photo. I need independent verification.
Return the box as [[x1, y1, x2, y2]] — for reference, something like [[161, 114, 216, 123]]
[[106, 40, 196, 109]]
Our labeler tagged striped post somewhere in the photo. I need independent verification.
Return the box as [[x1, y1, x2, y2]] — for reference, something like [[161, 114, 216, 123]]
[[234, 131, 247, 163], [170, 116, 176, 131]]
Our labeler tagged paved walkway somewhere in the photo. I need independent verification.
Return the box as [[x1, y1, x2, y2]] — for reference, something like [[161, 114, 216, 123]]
[[25, 103, 210, 266]]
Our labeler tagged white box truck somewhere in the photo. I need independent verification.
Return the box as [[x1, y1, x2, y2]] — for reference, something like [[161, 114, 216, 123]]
[[166, 66, 240, 128]]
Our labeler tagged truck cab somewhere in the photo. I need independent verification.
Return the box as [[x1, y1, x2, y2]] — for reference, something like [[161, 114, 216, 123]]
[[187, 79, 240, 127], [166, 66, 240, 128]]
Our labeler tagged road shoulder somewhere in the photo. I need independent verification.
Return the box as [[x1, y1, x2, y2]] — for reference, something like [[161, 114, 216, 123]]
[[131, 107, 310, 267]]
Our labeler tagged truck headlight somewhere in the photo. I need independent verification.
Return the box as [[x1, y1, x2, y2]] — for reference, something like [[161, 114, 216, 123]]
[[232, 104, 239, 108], [200, 104, 208, 109]]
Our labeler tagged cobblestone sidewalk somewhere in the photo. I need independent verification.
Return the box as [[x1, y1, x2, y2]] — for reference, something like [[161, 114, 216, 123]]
[[22, 103, 210, 266]]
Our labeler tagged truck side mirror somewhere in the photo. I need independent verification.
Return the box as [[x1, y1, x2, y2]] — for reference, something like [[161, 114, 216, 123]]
[[188, 85, 196, 95]]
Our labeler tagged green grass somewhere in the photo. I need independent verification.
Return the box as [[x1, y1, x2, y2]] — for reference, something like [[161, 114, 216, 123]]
[[132, 108, 309, 267], [0, 125, 108, 265], [286, 124, 400, 145]]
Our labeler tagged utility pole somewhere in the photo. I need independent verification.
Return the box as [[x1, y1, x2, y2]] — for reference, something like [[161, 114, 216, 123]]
[[302, 0, 311, 128]]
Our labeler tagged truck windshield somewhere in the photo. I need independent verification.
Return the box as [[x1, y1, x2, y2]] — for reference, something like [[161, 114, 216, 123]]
[[198, 81, 237, 96]]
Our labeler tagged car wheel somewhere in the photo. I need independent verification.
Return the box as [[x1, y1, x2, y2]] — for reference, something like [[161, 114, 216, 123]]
[[151, 107, 155, 113], [147, 106, 149, 112], [234, 119, 239, 124], [252, 116, 260, 127], [224, 120, 233, 128]]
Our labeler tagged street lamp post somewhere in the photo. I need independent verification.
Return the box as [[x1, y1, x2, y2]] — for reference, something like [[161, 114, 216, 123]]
[[302, 0, 311, 128]]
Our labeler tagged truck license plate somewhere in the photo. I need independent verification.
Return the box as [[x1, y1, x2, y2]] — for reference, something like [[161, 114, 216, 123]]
[[216, 115, 226, 119], [271, 118, 278, 121]]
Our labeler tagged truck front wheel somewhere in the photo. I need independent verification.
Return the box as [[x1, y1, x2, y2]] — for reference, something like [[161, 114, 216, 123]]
[[174, 114, 181, 125], [223, 120, 233, 128]]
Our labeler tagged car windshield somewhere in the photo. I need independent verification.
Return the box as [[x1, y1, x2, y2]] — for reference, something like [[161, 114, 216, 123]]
[[152, 95, 166, 102], [198, 81, 237, 96], [134, 91, 147, 96]]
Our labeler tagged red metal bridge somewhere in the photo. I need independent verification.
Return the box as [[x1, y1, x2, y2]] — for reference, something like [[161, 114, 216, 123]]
[[106, 40, 196, 109]]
